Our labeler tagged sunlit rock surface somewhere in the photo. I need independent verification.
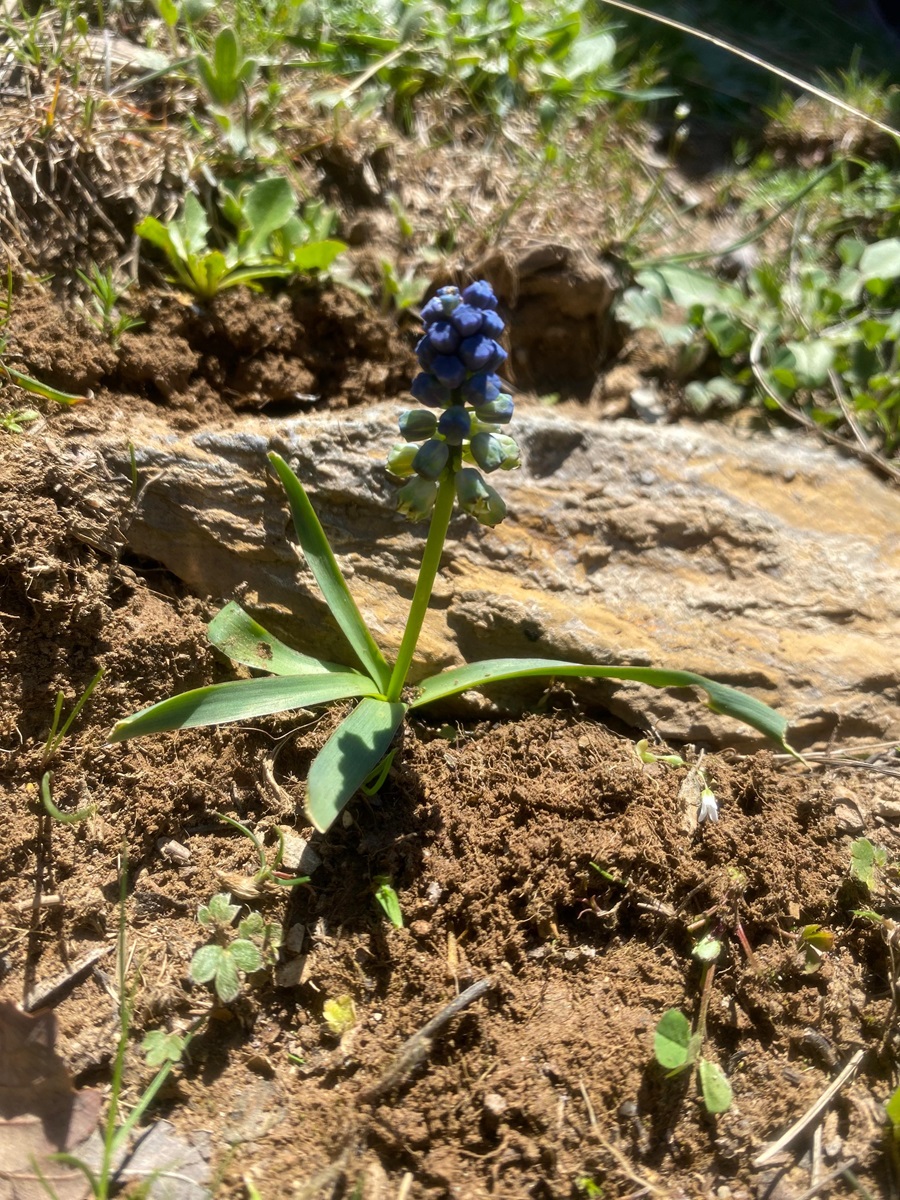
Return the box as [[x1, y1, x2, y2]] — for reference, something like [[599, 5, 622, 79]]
[[75, 406, 898, 749]]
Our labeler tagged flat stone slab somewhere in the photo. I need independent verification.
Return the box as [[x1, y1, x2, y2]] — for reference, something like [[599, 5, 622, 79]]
[[64, 405, 899, 749]]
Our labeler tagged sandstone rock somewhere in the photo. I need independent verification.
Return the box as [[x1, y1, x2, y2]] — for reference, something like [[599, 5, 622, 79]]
[[65, 405, 899, 750]]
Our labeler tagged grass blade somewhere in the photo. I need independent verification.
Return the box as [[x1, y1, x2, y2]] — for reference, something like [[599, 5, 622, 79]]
[[109, 673, 380, 742], [268, 452, 391, 692], [410, 658, 797, 754], [306, 697, 406, 831], [207, 601, 352, 676]]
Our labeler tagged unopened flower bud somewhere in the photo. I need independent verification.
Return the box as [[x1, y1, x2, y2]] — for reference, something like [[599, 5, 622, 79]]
[[461, 372, 502, 405], [459, 334, 500, 372], [462, 280, 499, 310], [438, 405, 471, 446], [449, 304, 483, 337], [431, 354, 467, 389], [479, 310, 504, 338], [410, 372, 451, 408], [474, 394, 514, 424], [456, 467, 507, 526], [470, 431, 520, 473], [427, 321, 461, 355], [386, 442, 418, 477], [399, 409, 437, 441], [396, 476, 438, 521], [415, 335, 435, 370], [413, 438, 450, 480]]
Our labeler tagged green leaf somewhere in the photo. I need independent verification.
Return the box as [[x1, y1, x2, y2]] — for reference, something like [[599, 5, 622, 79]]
[[230, 939, 263, 973], [135, 214, 180, 260], [654, 1008, 691, 1070], [410, 658, 796, 755], [207, 601, 351, 676], [693, 935, 722, 962], [374, 876, 403, 927], [886, 1084, 900, 1135], [638, 265, 742, 310], [190, 943, 223, 984], [859, 238, 900, 283], [698, 1058, 733, 1113], [703, 311, 749, 357], [108, 672, 380, 742], [179, 193, 210, 257], [215, 952, 241, 1003], [849, 837, 887, 888], [214, 26, 240, 81], [268, 452, 391, 692], [142, 1029, 185, 1067], [200, 892, 240, 925], [306, 698, 407, 832], [290, 239, 347, 272], [241, 177, 297, 255]]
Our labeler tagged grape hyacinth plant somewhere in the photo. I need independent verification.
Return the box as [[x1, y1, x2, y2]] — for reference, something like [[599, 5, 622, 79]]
[[111, 280, 797, 833]]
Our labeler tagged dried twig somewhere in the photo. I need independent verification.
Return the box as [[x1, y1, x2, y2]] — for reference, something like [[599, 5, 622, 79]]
[[363, 977, 494, 1100], [753, 1049, 865, 1167]]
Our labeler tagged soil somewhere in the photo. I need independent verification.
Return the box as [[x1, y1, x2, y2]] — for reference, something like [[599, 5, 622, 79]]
[[1, 276, 899, 1200]]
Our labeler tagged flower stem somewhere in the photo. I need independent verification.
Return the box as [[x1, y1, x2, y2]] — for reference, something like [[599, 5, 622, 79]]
[[385, 471, 456, 702]]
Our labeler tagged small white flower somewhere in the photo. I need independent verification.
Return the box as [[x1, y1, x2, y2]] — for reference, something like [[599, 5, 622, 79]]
[[698, 786, 719, 824]]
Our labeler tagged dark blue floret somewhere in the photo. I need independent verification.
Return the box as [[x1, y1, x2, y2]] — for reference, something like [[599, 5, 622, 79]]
[[431, 354, 467, 389], [420, 297, 446, 324], [427, 321, 461, 355], [462, 280, 499, 311], [461, 372, 503, 405], [438, 405, 471, 446], [459, 334, 500, 372], [410, 372, 451, 408], [413, 438, 450, 480], [487, 342, 508, 371], [416, 335, 436, 370], [449, 304, 484, 337], [480, 309, 504, 338]]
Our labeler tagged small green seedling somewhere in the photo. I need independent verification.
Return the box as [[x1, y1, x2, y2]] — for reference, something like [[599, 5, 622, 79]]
[[655, 937, 732, 1115], [42, 666, 104, 766], [797, 923, 835, 973], [40, 771, 95, 825], [0, 407, 39, 433], [76, 265, 144, 344], [373, 875, 403, 927], [323, 994, 356, 1036], [111, 279, 797, 835], [189, 892, 280, 1004], [634, 737, 686, 767], [142, 1028, 188, 1067], [216, 813, 310, 891], [850, 837, 888, 890], [654, 1008, 733, 1114]]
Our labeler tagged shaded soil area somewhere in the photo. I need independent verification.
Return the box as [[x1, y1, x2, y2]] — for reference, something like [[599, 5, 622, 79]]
[[1, 286, 899, 1200]]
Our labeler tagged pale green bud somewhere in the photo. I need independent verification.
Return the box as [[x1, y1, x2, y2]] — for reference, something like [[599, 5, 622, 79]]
[[396, 476, 438, 521], [386, 442, 418, 477], [456, 467, 507, 527]]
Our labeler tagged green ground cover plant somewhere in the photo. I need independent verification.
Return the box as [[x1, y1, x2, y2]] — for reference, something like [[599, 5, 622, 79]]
[[110, 278, 796, 832], [136, 178, 345, 300]]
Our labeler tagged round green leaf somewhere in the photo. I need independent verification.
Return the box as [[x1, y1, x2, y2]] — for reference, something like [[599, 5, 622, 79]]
[[699, 1058, 733, 1114], [215, 953, 241, 1003], [190, 943, 223, 984], [654, 1008, 691, 1070], [230, 939, 264, 973]]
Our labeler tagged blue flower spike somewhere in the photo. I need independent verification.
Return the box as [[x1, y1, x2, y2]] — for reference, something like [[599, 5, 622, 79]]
[[388, 278, 519, 527]]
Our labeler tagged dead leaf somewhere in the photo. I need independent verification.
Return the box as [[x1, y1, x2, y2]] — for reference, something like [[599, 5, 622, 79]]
[[118, 1120, 212, 1200], [0, 1001, 101, 1200]]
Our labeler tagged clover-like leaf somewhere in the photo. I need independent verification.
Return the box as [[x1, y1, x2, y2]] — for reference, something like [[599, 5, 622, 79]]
[[142, 1029, 186, 1068], [230, 939, 263, 974], [190, 943, 225, 985]]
